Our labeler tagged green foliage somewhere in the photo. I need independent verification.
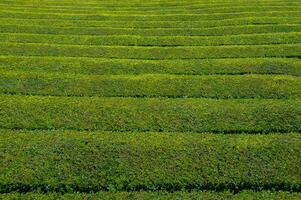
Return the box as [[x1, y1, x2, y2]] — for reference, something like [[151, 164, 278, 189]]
[[0, 95, 300, 132], [1, 71, 300, 98], [1, 56, 300, 76], [1, 10, 300, 21], [1, 191, 301, 200], [2, 4, 301, 14], [1, 17, 301, 28], [0, 130, 300, 193], [0, 0, 301, 197], [1, 32, 301, 46], [1, 24, 301, 36], [1, 42, 300, 59]]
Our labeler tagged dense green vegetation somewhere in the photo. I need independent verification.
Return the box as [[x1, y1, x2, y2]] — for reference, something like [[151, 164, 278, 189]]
[[2, 191, 301, 200], [1, 95, 300, 132], [1, 17, 301, 28], [1, 43, 300, 59], [1, 56, 300, 76], [1, 131, 300, 193], [1, 72, 300, 98], [2, 32, 301, 46], [1, 24, 301, 36], [0, 0, 300, 198]]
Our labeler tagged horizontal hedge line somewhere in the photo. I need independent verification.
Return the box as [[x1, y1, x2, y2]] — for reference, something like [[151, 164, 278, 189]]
[[0, 131, 300, 192], [1, 56, 300, 76], [2, 2, 300, 11], [1, 24, 301, 36], [0, 95, 300, 132], [1, 191, 301, 200], [2, 0, 300, 8], [2, 32, 301, 46], [1, 43, 300, 59], [1, 10, 300, 21], [0, 1, 301, 9], [1, 2, 300, 11], [1, 72, 300, 98], [2, 5, 301, 15], [1, 17, 301, 29], [4, 7, 300, 14]]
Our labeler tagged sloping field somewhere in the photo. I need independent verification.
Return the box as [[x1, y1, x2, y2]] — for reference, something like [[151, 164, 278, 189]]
[[0, 0, 300, 199]]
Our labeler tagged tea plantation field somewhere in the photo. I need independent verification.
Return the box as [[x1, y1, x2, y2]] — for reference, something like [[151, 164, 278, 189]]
[[0, 0, 301, 199]]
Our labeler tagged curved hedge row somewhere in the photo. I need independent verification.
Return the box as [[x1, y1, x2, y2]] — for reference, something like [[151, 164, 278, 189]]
[[2, 32, 301, 46], [2, 0, 300, 8], [1, 72, 300, 98], [1, 24, 300, 36], [1, 10, 300, 21], [0, 95, 300, 132], [1, 191, 301, 200], [1, 56, 300, 76], [0, 131, 300, 193], [1, 17, 300, 28], [1, 43, 300, 59], [2, 4, 301, 14]]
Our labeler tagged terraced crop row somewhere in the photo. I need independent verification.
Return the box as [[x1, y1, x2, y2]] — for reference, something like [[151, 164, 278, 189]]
[[2, 17, 301, 28], [1, 131, 300, 192], [1, 95, 300, 132], [1, 24, 301, 36], [2, 32, 301, 46], [1, 43, 300, 59], [2, 10, 301, 21], [2, 191, 301, 200], [3, 5, 301, 13], [1, 72, 300, 98], [2, 56, 300, 76], [1, 1, 301, 10], [0, 0, 300, 199]]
